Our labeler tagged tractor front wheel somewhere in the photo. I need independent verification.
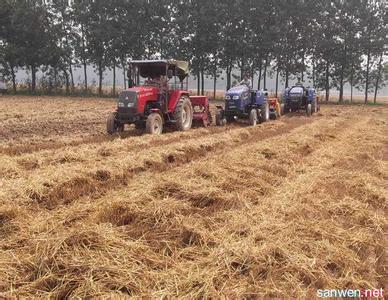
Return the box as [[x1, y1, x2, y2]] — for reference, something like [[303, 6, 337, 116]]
[[249, 109, 258, 126], [146, 113, 163, 135], [173, 97, 193, 131], [107, 112, 123, 134], [307, 103, 312, 117], [259, 102, 269, 123]]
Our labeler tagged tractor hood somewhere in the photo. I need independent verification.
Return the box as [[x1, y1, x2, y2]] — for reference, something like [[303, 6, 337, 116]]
[[128, 86, 159, 96], [226, 85, 250, 96]]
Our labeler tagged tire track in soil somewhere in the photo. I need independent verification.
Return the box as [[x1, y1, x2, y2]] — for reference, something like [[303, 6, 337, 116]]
[[0, 109, 333, 157]]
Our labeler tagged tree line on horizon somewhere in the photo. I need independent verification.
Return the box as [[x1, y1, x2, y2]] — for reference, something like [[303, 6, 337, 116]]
[[0, 0, 387, 103]]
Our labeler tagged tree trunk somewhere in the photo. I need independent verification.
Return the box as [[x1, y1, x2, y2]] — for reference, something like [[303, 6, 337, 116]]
[[98, 60, 103, 96], [312, 59, 316, 88], [226, 65, 232, 90], [83, 59, 88, 93], [258, 60, 262, 89], [339, 65, 344, 103], [122, 62, 127, 89], [240, 57, 245, 80], [201, 69, 204, 96], [31, 65, 36, 93], [81, 24, 88, 93], [275, 66, 279, 98], [250, 64, 254, 87], [373, 51, 384, 104], [325, 60, 330, 102], [10, 65, 16, 93], [213, 69, 217, 100], [113, 64, 116, 96], [364, 49, 371, 104], [69, 63, 74, 93], [263, 57, 268, 90], [285, 69, 289, 89], [197, 70, 200, 95], [350, 63, 354, 104], [62, 68, 70, 95]]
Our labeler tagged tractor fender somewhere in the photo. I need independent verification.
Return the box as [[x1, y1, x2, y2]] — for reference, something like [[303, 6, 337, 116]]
[[254, 90, 267, 106], [168, 90, 190, 112], [149, 108, 165, 123]]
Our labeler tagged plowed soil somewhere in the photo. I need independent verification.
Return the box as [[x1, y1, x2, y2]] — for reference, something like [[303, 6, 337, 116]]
[[0, 96, 387, 298]]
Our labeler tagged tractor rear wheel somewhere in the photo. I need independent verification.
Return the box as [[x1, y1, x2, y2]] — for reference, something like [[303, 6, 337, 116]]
[[259, 102, 269, 123], [146, 113, 163, 135], [249, 109, 258, 126], [307, 103, 312, 117], [173, 97, 193, 131]]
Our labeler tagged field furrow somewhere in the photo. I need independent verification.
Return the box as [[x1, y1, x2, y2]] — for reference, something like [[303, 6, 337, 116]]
[[0, 96, 386, 298]]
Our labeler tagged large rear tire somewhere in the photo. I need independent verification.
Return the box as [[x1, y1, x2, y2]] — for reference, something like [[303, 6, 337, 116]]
[[259, 102, 269, 123], [249, 109, 258, 126], [173, 97, 193, 131], [146, 113, 163, 135]]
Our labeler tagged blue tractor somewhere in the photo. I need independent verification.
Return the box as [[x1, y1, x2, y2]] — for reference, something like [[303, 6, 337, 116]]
[[215, 85, 269, 126], [282, 84, 320, 116]]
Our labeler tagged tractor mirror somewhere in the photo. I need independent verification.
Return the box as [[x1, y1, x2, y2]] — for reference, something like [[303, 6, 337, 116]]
[[167, 69, 173, 79]]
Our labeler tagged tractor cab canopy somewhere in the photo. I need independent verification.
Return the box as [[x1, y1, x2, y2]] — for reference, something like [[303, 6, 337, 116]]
[[129, 60, 189, 82]]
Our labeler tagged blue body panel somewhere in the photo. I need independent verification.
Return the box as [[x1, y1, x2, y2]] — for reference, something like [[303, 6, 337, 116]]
[[224, 85, 267, 115], [307, 88, 316, 103], [283, 85, 316, 108]]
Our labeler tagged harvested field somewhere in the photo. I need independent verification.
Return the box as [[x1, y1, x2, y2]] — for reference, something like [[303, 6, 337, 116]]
[[0, 96, 387, 298]]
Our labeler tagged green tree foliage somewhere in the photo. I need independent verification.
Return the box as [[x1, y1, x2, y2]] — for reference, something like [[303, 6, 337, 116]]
[[0, 0, 386, 101]]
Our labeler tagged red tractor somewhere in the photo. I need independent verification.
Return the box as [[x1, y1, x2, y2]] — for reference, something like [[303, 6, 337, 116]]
[[107, 60, 211, 135]]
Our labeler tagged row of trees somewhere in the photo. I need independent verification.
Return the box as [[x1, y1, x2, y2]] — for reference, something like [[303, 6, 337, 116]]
[[0, 0, 387, 102]]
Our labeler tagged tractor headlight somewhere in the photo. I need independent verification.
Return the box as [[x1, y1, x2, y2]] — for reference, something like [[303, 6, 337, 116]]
[[127, 103, 134, 108], [118, 102, 125, 107], [232, 95, 239, 100], [225, 95, 231, 100]]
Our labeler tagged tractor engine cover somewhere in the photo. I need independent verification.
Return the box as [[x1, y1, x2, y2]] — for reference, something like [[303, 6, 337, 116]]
[[225, 85, 251, 112], [116, 86, 159, 123]]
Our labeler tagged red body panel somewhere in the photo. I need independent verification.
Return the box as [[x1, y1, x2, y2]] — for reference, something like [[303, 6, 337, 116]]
[[126, 86, 159, 114], [168, 90, 189, 112]]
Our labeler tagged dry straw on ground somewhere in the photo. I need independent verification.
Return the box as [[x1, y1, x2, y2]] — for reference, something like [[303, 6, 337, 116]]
[[0, 96, 387, 298]]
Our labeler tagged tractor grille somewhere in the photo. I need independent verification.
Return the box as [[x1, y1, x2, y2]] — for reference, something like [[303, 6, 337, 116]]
[[117, 91, 138, 120], [290, 95, 301, 102], [226, 100, 237, 110]]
